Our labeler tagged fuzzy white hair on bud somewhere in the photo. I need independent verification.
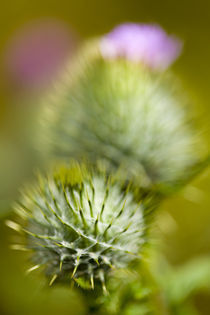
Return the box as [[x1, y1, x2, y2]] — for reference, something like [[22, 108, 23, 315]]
[[39, 46, 202, 191], [10, 163, 148, 291]]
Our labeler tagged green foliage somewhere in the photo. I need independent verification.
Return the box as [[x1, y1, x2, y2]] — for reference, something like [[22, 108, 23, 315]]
[[160, 256, 210, 305], [96, 255, 210, 315], [99, 267, 156, 315]]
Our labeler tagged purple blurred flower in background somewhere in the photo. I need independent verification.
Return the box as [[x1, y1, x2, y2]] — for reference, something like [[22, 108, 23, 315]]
[[4, 19, 77, 93], [100, 23, 182, 71]]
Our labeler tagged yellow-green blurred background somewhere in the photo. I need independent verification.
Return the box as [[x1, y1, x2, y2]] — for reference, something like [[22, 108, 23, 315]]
[[0, 0, 210, 314]]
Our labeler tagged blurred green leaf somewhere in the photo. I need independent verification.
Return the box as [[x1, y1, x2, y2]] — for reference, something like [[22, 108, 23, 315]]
[[160, 256, 210, 304]]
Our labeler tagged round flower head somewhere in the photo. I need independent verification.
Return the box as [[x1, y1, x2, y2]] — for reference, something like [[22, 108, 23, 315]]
[[8, 163, 148, 291], [39, 40, 202, 192], [100, 23, 182, 71]]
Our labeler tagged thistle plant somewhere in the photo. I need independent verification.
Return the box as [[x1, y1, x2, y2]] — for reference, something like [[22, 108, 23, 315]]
[[6, 23, 209, 315], [7, 162, 152, 292], [39, 23, 203, 193]]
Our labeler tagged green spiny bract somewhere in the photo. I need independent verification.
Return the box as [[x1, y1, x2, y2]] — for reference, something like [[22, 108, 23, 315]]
[[10, 163, 147, 291], [39, 41, 202, 192]]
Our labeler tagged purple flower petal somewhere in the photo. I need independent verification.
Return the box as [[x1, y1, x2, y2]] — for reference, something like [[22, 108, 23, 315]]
[[4, 19, 77, 92], [100, 23, 182, 70]]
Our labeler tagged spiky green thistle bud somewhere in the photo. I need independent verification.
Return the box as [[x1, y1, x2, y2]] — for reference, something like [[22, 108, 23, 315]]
[[39, 40, 203, 192], [7, 163, 150, 291]]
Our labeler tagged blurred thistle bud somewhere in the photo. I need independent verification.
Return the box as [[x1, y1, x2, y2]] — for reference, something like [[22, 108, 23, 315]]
[[100, 23, 182, 71], [38, 25, 205, 192], [7, 162, 149, 291], [3, 19, 77, 95]]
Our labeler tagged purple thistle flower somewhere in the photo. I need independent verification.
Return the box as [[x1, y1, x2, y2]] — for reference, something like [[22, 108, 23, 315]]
[[4, 19, 77, 93], [100, 23, 182, 71]]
